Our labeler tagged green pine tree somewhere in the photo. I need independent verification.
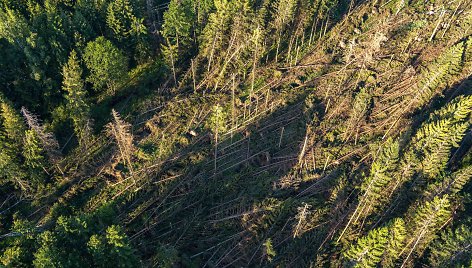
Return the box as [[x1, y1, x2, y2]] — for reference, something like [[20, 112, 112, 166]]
[[382, 218, 407, 267], [22, 129, 46, 186], [412, 95, 472, 177], [427, 223, 472, 267], [62, 50, 91, 145], [106, 0, 145, 40], [344, 226, 389, 268], [87, 225, 139, 268], [401, 195, 452, 267]]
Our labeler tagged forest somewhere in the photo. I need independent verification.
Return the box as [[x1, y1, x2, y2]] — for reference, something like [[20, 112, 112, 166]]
[[0, 0, 471, 267]]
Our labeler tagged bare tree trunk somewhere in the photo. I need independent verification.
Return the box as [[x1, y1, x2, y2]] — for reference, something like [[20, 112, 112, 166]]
[[214, 130, 218, 174], [191, 59, 196, 93], [232, 75, 236, 140], [275, 35, 281, 63], [170, 51, 177, 86], [309, 17, 319, 46], [207, 35, 217, 73]]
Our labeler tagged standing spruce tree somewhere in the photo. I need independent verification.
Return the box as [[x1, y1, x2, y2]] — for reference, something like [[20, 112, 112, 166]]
[[0, 100, 31, 192], [1, 101, 26, 146], [209, 104, 227, 173], [83, 37, 128, 93], [106, 0, 146, 41], [161, 0, 195, 84], [200, 0, 235, 73], [0, 217, 36, 267], [0, 135, 28, 191], [0, 6, 47, 102], [21, 107, 61, 164], [33, 216, 139, 267], [272, 0, 297, 62], [22, 129, 47, 185], [62, 50, 91, 146], [87, 225, 140, 267]]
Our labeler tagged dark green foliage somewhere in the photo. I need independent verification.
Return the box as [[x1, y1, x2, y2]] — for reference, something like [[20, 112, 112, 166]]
[[0, 218, 36, 267], [106, 0, 145, 41], [33, 216, 139, 267], [427, 223, 472, 267], [87, 225, 139, 268], [0, 0, 472, 267], [62, 50, 90, 145], [161, 0, 195, 52], [22, 129, 47, 185]]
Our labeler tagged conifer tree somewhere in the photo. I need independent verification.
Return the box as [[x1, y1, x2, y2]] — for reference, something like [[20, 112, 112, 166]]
[[0, 217, 36, 267], [106, 0, 146, 40], [344, 226, 389, 268], [0, 101, 26, 146], [22, 129, 47, 186], [414, 42, 464, 107], [106, 110, 135, 176], [62, 50, 91, 146], [382, 218, 407, 267], [209, 104, 227, 172], [464, 37, 472, 63], [0, 99, 30, 191], [338, 139, 400, 242], [401, 195, 452, 267], [200, 0, 235, 73], [161, 0, 195, 84], [425, 165, 472, 199], [412, 95, 472, 177], [0, 7, 30, 49], [21, 107, 61, 163], [272, 0, 297, 62], [83, 37, 128, 93], [0, 137, 29, 192], [343, 218, 407, 268], [161, 0, 194, 52], [427, 223, 472, 267], [87, 225, 139, 267]]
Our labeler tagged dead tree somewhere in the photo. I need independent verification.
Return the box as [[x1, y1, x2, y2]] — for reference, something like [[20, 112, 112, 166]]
[[20, 107, 61, 163], [106, 109, 136, 178]]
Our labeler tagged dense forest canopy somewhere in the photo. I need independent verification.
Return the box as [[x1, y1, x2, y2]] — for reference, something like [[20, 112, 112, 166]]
[[0, 0, 471, 267]]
